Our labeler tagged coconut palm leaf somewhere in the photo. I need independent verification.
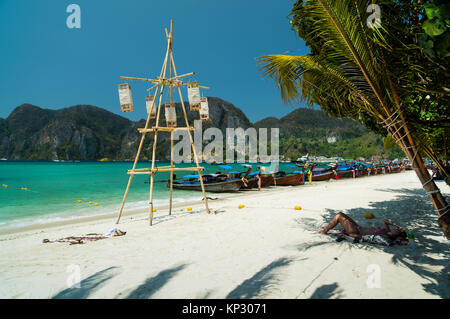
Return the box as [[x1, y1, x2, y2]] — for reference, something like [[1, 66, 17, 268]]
[[257, 0, 450, 238]]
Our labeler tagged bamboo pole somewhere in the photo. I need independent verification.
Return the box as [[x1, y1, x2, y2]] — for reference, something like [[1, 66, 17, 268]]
[[129, 166, 174, 172], [119, 76, 158, 83], [149, 32, 171, 226], [170, 48, 211, 214], [128, 167, 204, 174], [169, 43, 174, 216], [383, 63, 449, 238], [116, 20, 213, 225], [169, 130, 174, 215], [115, 43, 168, 225], [138, 127, 194, 133]]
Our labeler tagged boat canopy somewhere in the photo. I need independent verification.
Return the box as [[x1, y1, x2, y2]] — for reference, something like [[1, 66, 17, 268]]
[[248, 172, 261, 176], [182, 174, 200, 179]]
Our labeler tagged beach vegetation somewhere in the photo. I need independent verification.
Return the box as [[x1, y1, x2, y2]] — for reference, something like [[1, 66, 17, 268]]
[[257, 0, 450, 238]]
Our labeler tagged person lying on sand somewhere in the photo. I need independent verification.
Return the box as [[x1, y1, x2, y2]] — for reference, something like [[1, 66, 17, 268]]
[[319, 212, 408, 243]]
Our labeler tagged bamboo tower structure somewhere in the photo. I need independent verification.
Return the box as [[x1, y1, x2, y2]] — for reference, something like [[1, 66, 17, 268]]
[[115, 20, 211, 226]]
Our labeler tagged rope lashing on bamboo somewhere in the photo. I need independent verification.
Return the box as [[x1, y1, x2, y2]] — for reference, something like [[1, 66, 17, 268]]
[[422, 177, 434, 187], [381, 110, 402, 128], [410, 147, 420, 164], [378, 110, 399, 125], [391, 121, 408, 137], [383, 120, 402, 129], [438, 205, 449, 213], [426, 189, 441, 195], [439, 209, 449, 219], [394, 130, 410, 144]]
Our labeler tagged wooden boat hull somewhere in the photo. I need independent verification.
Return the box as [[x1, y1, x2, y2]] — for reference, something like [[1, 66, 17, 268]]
[[334, 170, 354, 179], [171, 179, 242, 193], [273, 173, 303, 186], [312, 171, 334, 181], [389, 167, 402, 173], [241, 175, 274, 189], [358, 169, 369, 176]]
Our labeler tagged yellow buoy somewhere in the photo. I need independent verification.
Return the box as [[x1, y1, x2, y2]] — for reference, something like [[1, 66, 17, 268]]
[[152, 208, 157, 212], [294, 206, 302, 211], [364, 212, 375, 219], [238, 204, 245, 209], [89, 201, 93, 205], [76, 200, 82, 203], [187, 207, 192, 212], [94, 203, 99, 206]]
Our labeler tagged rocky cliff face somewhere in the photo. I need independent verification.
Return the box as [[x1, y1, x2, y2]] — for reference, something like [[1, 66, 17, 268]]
[[0, 98, 397, 161], [254, 107, 366, 140], [0, 97, 252, 160]]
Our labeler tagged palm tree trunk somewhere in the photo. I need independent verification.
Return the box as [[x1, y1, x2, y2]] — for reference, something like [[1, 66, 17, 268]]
[[388, 120, 450, 239], [383, 61, 450, 239]]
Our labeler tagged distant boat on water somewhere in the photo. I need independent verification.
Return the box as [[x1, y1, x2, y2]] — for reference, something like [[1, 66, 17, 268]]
[[171, 174, 242, 193]]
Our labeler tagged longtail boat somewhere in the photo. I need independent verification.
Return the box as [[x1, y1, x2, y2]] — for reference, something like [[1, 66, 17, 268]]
[[241, 172, 274, 190], [357, 167, 369, 176], [272, 172, 303, 186], [311, 171, 334, 181], [334, 167, 354, 179], [171, 174, 242, 193], [307, 164, 334, 181], [333, 163, 356, 179]]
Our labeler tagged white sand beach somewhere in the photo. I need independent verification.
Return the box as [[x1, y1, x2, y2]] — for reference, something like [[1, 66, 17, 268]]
[[0, 171, 449, 299]]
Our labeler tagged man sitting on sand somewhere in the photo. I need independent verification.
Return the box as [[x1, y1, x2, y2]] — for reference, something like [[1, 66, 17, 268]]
[[319, 212, 408, 243]]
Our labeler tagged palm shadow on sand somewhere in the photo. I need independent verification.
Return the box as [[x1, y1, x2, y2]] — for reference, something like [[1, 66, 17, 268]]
[[125, 263, 188, 299], [298, 186, 449, 298], [52, 266, 119, 299], [226, 257, 294, 299], [309, 282, 343, 299]]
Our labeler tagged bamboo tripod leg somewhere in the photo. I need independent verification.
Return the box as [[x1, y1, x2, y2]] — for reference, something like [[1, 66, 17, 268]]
[[115, 174, 135, 224], [149, 172, 155, 226], [148, 28, 171, 226], [169, 131, 174, 215], [116, 132, 148, 224], [169, 37, 174, 216], [148, 131, 160, 226], [115, 23, 171, 225], [149, 108, 164, 225], [170, 53, 210, 214]]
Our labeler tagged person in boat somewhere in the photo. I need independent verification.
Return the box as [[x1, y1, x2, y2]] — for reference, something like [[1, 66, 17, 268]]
[[319, 212, 408, 243]]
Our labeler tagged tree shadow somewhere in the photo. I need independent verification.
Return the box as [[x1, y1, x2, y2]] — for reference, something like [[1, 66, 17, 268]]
[[125, 263, 188, 299], [195, 289, 215, 299], [226, 257, 294, 299], [151, 209, 204, 226], [309, 282, 343, 299], [127, 209, 204, 227], [302, 187, 450, 298], [52, 266, 119, 299]]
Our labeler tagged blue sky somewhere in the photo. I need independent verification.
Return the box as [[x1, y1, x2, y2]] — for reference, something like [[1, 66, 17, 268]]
[[0, 0, 309, 123]]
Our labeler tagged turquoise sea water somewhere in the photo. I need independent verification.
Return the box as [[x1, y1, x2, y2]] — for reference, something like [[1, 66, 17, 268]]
[[0, 161, 209, 230], [0, 161, 296, 230]]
